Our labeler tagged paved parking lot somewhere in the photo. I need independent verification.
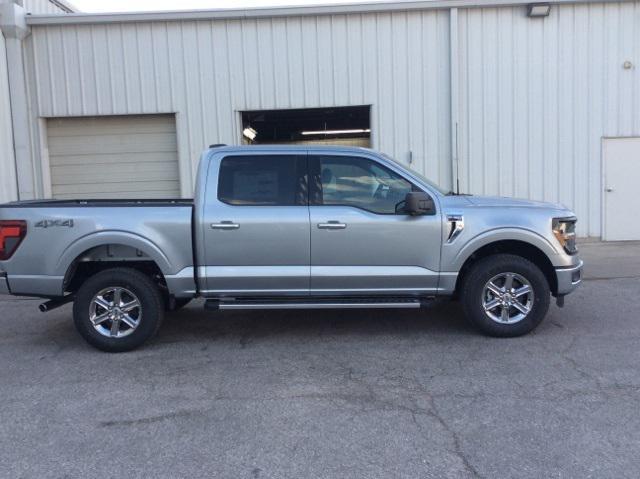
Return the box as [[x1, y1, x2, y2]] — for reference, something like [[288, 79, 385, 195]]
[[1, 242, 639, 478]]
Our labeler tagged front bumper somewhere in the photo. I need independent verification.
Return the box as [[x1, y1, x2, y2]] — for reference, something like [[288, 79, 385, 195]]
[[0, 274, 10, 295], [555, 260, 583, 295]]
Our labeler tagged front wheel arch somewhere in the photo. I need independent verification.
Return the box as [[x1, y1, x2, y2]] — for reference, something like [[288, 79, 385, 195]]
[[454, 240, 557, 297]]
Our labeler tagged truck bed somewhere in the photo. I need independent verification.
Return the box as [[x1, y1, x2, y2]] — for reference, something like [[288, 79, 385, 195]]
[[0, 200, 195, 298]]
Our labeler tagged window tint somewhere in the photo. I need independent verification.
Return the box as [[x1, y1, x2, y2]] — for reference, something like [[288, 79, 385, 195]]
[[218, 155, 307, 206], [311, 155, 415, 214]]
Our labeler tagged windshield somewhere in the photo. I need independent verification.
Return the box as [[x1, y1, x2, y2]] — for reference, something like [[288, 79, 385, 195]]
[[380, 153, 449, 195]]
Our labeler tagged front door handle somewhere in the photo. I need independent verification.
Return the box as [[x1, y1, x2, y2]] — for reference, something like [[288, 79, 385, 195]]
[[211, 221, 240, 230], [317, 221, 347, 230]]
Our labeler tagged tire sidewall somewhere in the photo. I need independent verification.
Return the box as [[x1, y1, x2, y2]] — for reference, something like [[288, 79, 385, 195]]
[[462, 254, 551, 337], [73, 269, 164, 352]]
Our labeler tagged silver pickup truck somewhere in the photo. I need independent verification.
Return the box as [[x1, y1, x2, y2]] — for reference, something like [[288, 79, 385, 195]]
[[0, 145, 583, 351]]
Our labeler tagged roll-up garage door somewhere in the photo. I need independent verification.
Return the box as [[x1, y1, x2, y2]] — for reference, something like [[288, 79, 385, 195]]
[[47, 115, 180, 199]]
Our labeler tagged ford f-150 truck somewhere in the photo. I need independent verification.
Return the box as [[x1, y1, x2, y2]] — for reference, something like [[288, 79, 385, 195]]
[[0, 146, 583, 351]]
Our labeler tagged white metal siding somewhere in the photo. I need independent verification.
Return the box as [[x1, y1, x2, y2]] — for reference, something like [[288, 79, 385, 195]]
[[47, 115, 180, 199], [18, 1, 640, 236], [0, 30, 17, 204], [27, 11, 453, 197], [458, 2, 640, 237]]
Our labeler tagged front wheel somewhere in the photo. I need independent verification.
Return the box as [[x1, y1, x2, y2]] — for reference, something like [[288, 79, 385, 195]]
[[73, 268, 164, 352], [460, 254, 550, 337]]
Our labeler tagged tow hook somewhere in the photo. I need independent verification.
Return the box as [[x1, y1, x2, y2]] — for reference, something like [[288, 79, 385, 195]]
[[556, 295, 565, 308]]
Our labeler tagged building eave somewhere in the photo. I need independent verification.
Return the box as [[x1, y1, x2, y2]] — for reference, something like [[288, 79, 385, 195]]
[[25, 0, 634, 25]]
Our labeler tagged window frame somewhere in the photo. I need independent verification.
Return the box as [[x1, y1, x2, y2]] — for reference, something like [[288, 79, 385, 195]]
[[217, 154, 308, 207], [309, 154, 429, 216]]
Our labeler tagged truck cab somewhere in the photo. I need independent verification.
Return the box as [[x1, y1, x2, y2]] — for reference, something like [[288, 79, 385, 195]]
[[195, 146, 443, 298]]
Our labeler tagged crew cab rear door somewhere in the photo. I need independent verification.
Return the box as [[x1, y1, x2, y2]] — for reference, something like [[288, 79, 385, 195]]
[[201, 152, 310, 296]]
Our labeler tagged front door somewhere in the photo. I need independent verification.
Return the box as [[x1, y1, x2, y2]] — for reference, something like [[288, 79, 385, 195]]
[[202, 152, 310, 296], [603, 137, 640, 240], [308, 153, 442, 296]]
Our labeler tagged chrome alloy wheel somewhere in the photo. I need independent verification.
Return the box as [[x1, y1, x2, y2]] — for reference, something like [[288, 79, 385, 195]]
[[482, 272, 534, 325], [89, 287, 142, 338]]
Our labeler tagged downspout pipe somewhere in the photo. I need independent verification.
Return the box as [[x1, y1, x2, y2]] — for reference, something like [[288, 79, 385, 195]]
[[449, 7, 461, 194], [0, 0, 33, 201]]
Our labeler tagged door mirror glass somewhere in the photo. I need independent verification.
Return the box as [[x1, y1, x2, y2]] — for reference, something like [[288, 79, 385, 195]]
[[404, 192, 435, 216]]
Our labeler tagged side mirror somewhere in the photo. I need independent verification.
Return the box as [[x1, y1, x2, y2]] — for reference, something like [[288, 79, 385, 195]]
[[404, 191, 435, 216]]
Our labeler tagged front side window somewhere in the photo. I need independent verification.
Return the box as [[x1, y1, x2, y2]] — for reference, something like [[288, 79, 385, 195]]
[[310, 155, 416, 214], [218, 155, 307, 206]]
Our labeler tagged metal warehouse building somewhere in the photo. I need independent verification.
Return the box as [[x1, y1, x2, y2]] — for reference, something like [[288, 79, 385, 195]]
[[0, 0, 639, 239]]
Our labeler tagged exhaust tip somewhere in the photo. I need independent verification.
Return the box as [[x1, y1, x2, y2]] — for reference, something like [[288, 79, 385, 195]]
[[38, 303, 48, 313]]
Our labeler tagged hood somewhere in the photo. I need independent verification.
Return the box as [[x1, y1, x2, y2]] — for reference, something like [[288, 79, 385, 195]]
[[465, 195, 568, 211]]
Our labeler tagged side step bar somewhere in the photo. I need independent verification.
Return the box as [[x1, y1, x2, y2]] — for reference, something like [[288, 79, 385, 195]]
[[205, 298, 427, 311]]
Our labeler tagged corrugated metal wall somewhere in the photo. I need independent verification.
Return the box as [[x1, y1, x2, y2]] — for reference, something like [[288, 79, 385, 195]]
[[0, 30, 17, 203], [458, 2, 640, 237], [26, 10, 453, 198], [17, 1, 640, 236]]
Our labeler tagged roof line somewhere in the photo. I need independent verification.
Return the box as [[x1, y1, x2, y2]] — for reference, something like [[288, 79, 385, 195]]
[[25, 0, 630, 25]]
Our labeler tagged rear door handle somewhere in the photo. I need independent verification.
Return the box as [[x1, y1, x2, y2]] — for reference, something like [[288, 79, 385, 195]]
[[211, 221, 240, 230], [317, 221, 347, 230]]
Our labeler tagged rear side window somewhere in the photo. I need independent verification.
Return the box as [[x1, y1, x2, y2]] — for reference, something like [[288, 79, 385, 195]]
[[218, 155, 307, 206]]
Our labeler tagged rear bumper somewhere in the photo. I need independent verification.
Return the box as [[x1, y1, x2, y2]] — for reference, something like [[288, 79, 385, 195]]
[[0, 274, 10, 295], [555, 260, 583, 295]]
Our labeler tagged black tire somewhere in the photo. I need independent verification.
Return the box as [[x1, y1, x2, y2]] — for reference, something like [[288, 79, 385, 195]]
[[165, 297, 192, 312], [73, 268, 164, 352], [460, 254, 550, 337]]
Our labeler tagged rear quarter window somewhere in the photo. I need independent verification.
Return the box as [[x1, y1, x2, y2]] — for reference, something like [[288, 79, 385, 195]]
[[217, 155, 307, 206]]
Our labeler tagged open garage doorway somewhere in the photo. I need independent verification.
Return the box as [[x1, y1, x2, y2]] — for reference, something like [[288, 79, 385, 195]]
[[240, 106, 371, 147]]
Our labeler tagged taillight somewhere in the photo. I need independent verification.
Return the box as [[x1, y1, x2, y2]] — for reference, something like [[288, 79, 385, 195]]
[[0, 220, 27, 260]]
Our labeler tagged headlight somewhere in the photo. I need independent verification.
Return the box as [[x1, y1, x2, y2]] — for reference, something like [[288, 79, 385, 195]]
[[552, 217, 577, 254]]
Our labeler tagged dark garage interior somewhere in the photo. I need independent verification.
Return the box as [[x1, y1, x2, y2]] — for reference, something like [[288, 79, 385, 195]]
[[240, 105, 371, 147]]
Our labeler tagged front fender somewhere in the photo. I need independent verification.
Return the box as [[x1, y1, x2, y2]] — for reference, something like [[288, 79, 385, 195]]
[[445, 227, 562, 271], [56, 230, 173, 278]]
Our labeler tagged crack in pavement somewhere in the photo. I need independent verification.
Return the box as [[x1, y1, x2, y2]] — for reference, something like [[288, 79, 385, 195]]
[[423, 396, 485, 479], [100, 409, 200, 427]]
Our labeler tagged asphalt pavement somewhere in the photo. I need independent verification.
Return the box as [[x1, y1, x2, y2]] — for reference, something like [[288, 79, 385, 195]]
[[1, 241, 639, 478]]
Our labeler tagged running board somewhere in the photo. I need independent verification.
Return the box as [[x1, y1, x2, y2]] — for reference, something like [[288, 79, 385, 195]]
[[205, 298, 426, 311]]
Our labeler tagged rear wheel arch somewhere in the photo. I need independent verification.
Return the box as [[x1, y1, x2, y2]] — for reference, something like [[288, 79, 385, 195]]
[[56, 231, 173, 278], [63, 243, 168, 298]]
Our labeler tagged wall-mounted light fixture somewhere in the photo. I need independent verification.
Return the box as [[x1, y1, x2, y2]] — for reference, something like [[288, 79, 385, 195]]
[[527, 3, 551, 17], [242, 127, 257, 141]]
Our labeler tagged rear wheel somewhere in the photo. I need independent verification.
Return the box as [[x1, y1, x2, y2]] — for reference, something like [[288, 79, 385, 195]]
[[460, 254, 550, 337], [73, 268, 164, 352]]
